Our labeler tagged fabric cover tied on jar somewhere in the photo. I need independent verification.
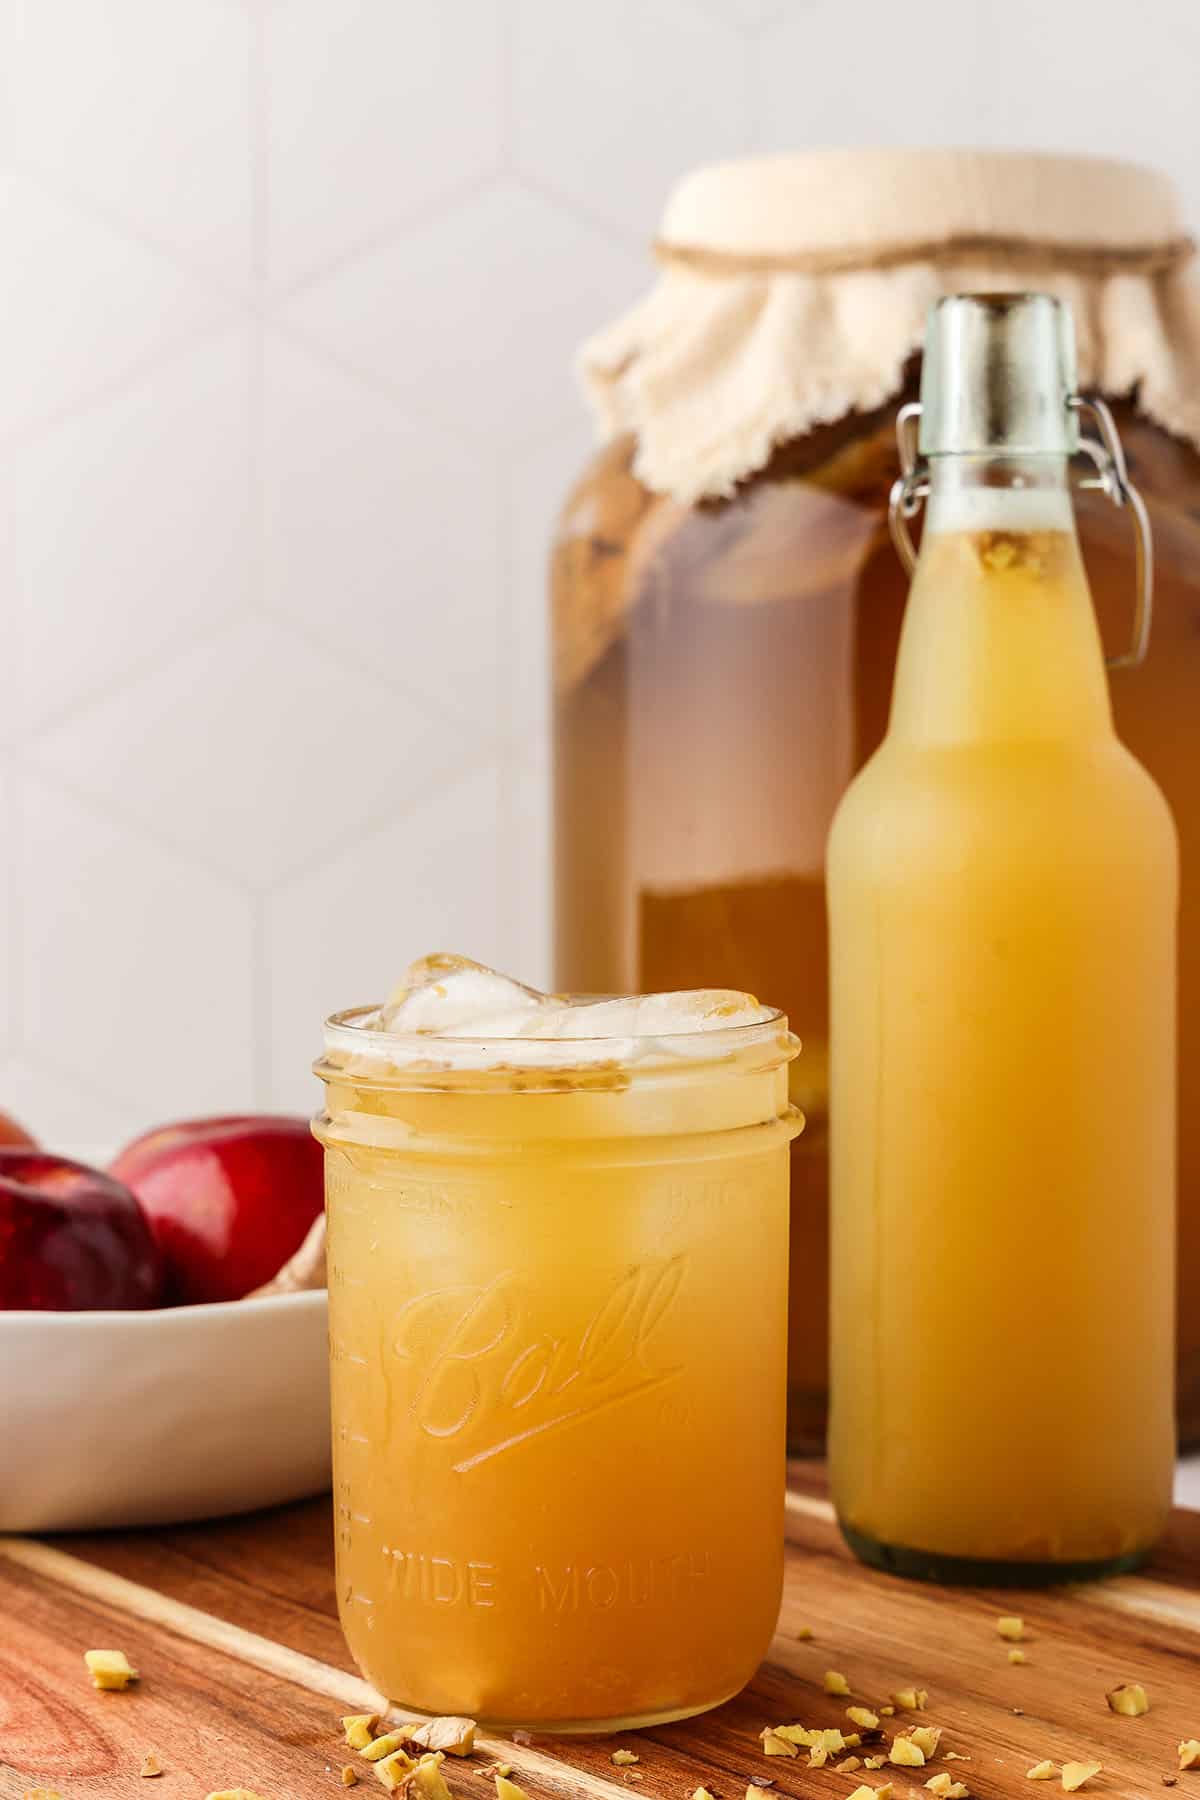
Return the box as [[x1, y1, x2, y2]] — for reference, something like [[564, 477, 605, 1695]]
[[579, 148, 1200, 505]]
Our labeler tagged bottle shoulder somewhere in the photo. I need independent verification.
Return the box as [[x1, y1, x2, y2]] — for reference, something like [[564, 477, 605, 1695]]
[[829, 735, 1178, 887]]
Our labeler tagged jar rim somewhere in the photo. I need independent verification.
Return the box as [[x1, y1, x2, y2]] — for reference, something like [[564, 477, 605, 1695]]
[[317, 1001, 798, 1088]]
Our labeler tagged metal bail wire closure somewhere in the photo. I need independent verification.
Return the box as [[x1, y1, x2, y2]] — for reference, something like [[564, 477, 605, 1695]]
[[887, 395, 1154, 671]]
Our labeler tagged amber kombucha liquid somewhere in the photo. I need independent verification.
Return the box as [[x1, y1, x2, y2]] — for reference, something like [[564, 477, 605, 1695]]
[[320, 1055, 796, 1730], [828, 503, 1176, 1576]]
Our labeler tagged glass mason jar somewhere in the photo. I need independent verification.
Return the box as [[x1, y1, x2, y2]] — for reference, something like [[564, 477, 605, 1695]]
[[554, 378, 1200, 1454], [315, 1003, 799, 1732]]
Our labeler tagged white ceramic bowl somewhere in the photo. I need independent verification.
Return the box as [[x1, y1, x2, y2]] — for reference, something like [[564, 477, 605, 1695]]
[[0, 1290, 331, 1532]]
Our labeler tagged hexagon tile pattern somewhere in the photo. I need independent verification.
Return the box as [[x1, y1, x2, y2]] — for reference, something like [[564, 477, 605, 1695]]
[[18, 774, 256, 1124], [266, 761, 508, 1112], [0, 174, 234, 438], [513, 0, 752, 238], [15, 327, 254, 733], [262, 331, 504, 730], [279, 180, 645, 453], [263, 0, 506, 286], [28, 613, 460, 892], [13, 0, 255, 281], [1, 0, 1197, 1145], [756, 0, 1200, 224]]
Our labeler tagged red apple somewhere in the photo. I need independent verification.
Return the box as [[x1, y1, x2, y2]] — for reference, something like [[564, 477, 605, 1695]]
[[0, 1108, 36, 1149], [0, 1149, 165, 1310], [110, 1115, 323, 1304]]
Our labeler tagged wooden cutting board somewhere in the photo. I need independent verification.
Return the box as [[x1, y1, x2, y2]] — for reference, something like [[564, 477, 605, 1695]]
[[3, 1467, 1199, 1799]]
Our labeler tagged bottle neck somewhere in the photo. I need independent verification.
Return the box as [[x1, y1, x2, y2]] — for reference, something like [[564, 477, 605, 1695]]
[[887, 455, 1113, 746]]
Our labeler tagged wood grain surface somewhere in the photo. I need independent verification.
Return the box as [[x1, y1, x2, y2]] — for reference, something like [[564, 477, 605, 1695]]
[[3, 1473, 1199, 1799]]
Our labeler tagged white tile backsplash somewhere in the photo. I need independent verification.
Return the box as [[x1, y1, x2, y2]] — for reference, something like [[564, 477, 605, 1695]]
[[0, 466, 16, 751], [29, 613, 451, 890], [265, 759, 508, 1110], [0, 762, 11, 1058], [262, 330, 504, 730], [692, 0, 787, 25], [512, 0, 751, 238], [14, 327, 254, 731], [0, 1054, 148, 1162], [12, 0, 255, 282], [0, 175, 232, 438], [758, 0, 989, 150], [280, 179, 644, 450], [501, 729, 553, 997], [1, 0, 1197, 1142], [506, 418, 594, 744], [263, 0, 505, 286], [18, 774, 256, 1119], [759, 0, 1200, 227]]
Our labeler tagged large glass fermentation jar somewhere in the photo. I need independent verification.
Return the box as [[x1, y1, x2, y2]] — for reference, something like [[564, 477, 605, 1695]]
[[553, 150, 1200, 1450]]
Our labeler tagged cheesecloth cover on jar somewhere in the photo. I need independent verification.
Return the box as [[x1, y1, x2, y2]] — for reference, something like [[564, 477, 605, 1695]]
[[580, 148, 1200, 505]]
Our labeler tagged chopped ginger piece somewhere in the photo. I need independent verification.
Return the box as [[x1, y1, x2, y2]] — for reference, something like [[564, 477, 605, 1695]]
[[409, 1717, 478, 1756], [140, 1755, 164, 1778], [361, 1736, 410, 1764], [612, 1752, 640, 1767], [910, 1727, 942, 1759], [771, 1724, 813, 1746], [84, 1649, 139, 1690], [761, 1729, 799, 1757], [848, 1786, 893, 1800], [1061, 1765, 1102, 1793], [409, 1754, 453, 1800], [1009, 1650, 1028, 1666], [837, 1759, 863, 1774], [1107, 1684, 1148, 1717], [848, 1707, 880, 1731], [892, 1689, 928, 1711], [344, 1717, 381, 1750], [865, 1756, 888, 1770], [1026, 1765, 1055, 1781], [880, 1706, 895, 1717], [997, 1617, 1025, 1642], [374, 1753, 414, 1795], [824, 1670, 852, 1696], [816, 1730, 847, 1753], [497, 1778, 531, 1800], [691, 1790, 717, 1800], [489, 1768, 512, 1781], [808, 1746, 829, 1769], [845, 1733, 863, 1748], [796, 1625, 814, 1641], [926, 1778, 969, 1800], [342, 1772, 359, 1790], [1179, 1742, 1200, 1771], [890, 1737, 927, 1768]]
